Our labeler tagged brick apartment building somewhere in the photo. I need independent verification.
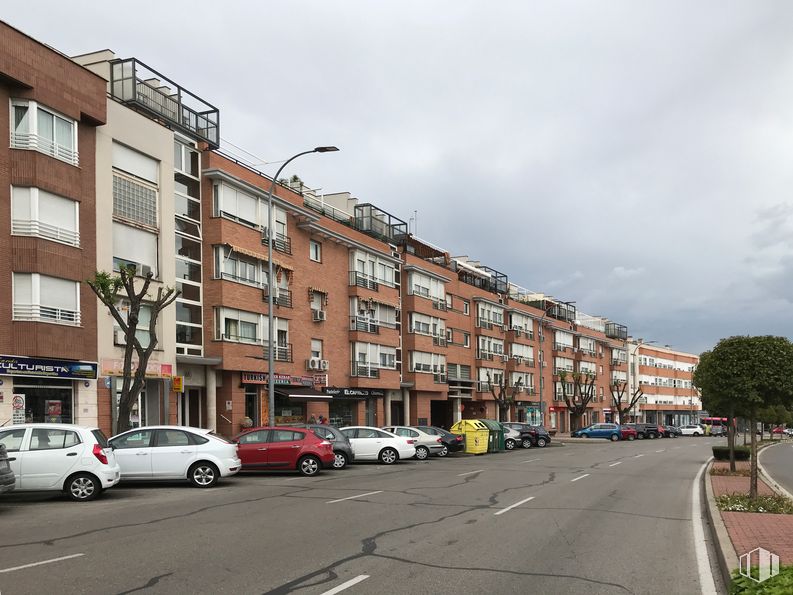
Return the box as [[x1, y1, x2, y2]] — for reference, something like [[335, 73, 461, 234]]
[[0, 22, 106, 427], [0, 21, 700, 435]]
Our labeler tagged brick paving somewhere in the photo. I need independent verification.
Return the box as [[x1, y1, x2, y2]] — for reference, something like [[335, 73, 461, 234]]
[[712, 460, 750, 473], [711, 475, 775, 497], [722, 512, 793, 564]]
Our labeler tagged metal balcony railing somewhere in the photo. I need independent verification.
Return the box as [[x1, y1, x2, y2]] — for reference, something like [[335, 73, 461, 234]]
[[350, 317, 380, 334], [263, 342, 293, 362], [11, 219, 80, 246], [11, 133, 79, 166], [352, 362, 380, 378], [477, 318, 494, 330], [13, 304, 81, 325], [476, 349, 494, 361], [349, 271, 379, 291], [434, 373, 447, 384], [109, 58, 219, 148], [262, 288, 292, 308]]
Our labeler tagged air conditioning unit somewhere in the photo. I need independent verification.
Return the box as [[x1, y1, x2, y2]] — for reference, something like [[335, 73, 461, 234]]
[[320, 359, 329, 371], [306, 357, 321, 371], [114, 329, 126, 345], [542, 361, 547, 367], [313, 309, 327, 321], [137, 264, 152, 277], [501, 355, 509, 362]]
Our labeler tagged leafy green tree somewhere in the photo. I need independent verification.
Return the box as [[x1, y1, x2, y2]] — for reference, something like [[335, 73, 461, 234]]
[[88, 267, 179, 434], [693, 336, 793, 497]]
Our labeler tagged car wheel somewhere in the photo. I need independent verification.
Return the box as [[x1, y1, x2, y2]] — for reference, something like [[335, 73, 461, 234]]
[[188, 462, 219, 488], [298, 456, 321, 476], [65, 473, 101, 502], [437, 445, 449, 457], [333, 451, 348, 469], [522, 439, 533, 449], [649, 433, 657, 439], [379, 448, 399, 465], [505, 439, 516, 450], [637, 433, 645, 439], [693, 432, 700, 437], [627, 434, 635, 441], [610, 433, 619, 442], [536, 438, 547, 448], [415, 446, 430, 460]]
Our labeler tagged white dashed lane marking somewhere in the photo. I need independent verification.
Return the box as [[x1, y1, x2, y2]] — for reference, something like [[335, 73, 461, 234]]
[[571, 474, 590, 482], [494, 496, 536, 516]]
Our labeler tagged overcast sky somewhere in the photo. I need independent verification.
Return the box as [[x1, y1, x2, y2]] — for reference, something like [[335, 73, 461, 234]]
[[7, 1, 793, 354]]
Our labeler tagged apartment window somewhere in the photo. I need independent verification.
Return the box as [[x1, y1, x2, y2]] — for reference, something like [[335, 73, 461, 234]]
[[309, 240, 322, 262], [353, 342, 397, 369], [408, 271, 445, 301], [113, 174, 158, 229], [214, 182, 259, 227], [463, 333, 470, 348], [174, 142, 199, 178], [311, 339, 323, 359], [115, 302, 155, 348], [11, 100, 78, 165], [11, 186, 79, 246], [13, 273, 80, 325], [216, 307, 261, 343], [410, 351, 446, 373], [112, 222, 158, 277]]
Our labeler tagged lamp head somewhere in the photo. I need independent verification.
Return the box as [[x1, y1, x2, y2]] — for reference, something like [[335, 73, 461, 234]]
[[314, 146, 339, 153]]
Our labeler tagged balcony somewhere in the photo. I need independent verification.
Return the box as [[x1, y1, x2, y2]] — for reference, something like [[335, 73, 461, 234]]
[[477, 318, 495, 330], [553, 343, 568, 352], [262, 229, 292, 255], [13, 304, 81, 325], [350, 317, 380, 334], [476, 349, 495, 361], [510, 357, 535, 368], [354, 203, 408, 244], [349, 271, 379, 292], [352, 362, 380, 378], [263, 342, 293, 362], [432, 335, 448, 347], [109, 58, 219, 148], [303, 194, 354, 226], [477, 381, 492, 392], [434, 373, 447, 384], [262, 288, 292, 308], [605, 322, 628, 340], [432, 298, 448, 312]]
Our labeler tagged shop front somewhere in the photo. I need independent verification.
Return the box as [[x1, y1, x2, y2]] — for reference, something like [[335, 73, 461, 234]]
[[516, 401, 542, 425], [100, 358, 174, 429], [241, 372, 330, 426], [0, 355, 98, 425], [324, 387, 385, 427]]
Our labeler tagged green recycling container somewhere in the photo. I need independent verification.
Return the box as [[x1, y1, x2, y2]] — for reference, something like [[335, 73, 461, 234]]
[[479, 419, 506, 452]]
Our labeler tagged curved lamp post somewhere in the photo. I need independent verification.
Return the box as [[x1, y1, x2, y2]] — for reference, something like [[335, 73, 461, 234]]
[[266, 147, 339, 426], [629, 339, 656, 423]]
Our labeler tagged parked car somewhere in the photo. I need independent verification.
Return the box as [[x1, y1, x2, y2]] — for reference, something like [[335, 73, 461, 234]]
[[340, 426, 416, 464], [299, 424, 355, 469], [710, 425, 727, 436], [661, 425, 680, 438], [572, 423, 622, 441], [414, 426, 465, 456], [0, 444, 15, 494], [680, 424, 705, 436], [382, 426, 444, 459], [0, 424, 120, 501], [502, 423, 552, 448], [503, 426, 523, 450], [620, 426, 638, 441], [771, 426, 786, 435], [624, 423, 662, 439], [233, 426, 333, 476], [111, 426, 241, 486]]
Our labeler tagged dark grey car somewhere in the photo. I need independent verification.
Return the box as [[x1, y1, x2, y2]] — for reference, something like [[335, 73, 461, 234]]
[[0, 444, 15, 494], [302, 425, 355, 469]]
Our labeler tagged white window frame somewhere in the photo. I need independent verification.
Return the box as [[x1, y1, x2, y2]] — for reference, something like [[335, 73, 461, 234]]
[[12, 273, 80, 325], [309, 240, 322, 262], [10, 99, 79, 165], [11, 186, 80, 247]]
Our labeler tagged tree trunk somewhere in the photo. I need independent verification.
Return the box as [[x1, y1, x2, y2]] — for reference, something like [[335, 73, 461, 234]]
[[750, 410, 758, 500], [728, 406, 736, 472]]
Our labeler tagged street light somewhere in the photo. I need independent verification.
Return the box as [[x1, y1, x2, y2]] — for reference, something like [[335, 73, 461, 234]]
[[266, 146, 339, 427]]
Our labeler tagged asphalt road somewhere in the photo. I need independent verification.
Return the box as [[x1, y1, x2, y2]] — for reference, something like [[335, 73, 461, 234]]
[[760, 440, 793, 495], [0, 436, 726, 595]]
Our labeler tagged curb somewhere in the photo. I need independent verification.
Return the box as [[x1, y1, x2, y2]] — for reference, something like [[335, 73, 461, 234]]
[[758, 442, 793, 501], [704, 458, 738, 591]]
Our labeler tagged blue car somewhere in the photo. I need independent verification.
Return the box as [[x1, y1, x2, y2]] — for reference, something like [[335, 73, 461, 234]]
[[572, 423, 621, 441]]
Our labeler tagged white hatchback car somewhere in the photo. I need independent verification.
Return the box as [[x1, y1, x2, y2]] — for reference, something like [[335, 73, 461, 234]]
[[382, 426, 445, 459], [0, 424, 121, 501], [340, 426, 416, 464], [109, 426, 241, 487]]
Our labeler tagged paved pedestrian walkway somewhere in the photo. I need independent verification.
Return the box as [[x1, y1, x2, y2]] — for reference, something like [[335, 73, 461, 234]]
[[722, 512, 793, 564], [711, 475, 774, 497]]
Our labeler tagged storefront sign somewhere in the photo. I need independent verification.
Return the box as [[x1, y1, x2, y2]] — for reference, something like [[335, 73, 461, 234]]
[[242, 373, 317, 386], [100, 359, 172, 378], [313, 374, 328, 386], [0, 355, 97, 380], [324, 387, 385, 398], [172, 376, 184, 393], [12, 394, 25, 424]]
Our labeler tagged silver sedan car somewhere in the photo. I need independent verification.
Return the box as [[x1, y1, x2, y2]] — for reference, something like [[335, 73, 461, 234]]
[[382, 426, 445, 460]]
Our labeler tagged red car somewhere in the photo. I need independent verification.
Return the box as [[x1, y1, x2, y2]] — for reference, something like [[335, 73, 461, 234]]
[[620, 426, 638, 441], [233, 427, 335, 476]]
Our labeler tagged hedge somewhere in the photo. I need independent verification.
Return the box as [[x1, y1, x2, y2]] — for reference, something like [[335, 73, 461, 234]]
[[731, 565, 793, 594], [713, 445, 750, 461]]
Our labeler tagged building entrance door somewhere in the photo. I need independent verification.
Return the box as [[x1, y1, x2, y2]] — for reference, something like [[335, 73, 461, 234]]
[[430, 400, 453, 430], [390, 401, 403, 425]]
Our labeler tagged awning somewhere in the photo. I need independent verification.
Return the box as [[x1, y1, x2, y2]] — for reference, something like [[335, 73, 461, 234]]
[[223, 244, 294, 271], [274, 386, 332, 400]]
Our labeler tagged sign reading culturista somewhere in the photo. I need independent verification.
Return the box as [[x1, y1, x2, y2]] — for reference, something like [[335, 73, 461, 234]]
[[0, 355, 98, 380]]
